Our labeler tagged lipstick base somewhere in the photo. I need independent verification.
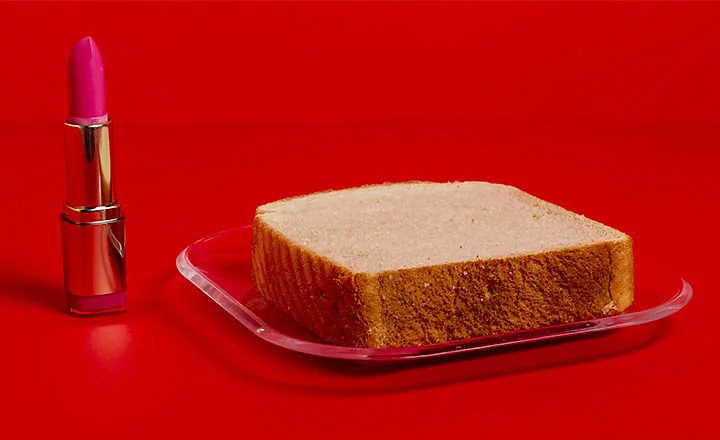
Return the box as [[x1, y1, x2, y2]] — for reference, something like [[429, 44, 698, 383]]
[[66, 291, 127, 316]]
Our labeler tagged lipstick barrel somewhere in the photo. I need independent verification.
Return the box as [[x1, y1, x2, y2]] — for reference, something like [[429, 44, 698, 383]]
[[61, 121, 127, 315], [63, 122, 115, 208]]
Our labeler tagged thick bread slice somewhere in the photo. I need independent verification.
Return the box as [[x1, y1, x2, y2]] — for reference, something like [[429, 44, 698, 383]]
[[251, 181, 634, 348]]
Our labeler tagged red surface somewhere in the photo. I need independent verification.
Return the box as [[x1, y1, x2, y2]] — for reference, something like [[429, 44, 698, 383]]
[[0, 2, 718, 438]]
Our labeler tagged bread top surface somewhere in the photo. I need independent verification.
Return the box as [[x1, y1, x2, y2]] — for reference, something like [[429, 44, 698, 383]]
[[256, 181, 628, 274]]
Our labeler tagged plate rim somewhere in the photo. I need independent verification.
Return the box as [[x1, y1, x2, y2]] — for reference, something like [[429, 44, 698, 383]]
[[176, 226, 693, 361]]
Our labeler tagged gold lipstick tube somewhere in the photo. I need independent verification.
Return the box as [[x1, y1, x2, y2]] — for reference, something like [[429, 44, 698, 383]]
[[61, 121, 127, 315]]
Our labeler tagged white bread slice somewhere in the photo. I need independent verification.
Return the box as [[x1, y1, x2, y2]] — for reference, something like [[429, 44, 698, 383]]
[[251, 181, 634, 348]]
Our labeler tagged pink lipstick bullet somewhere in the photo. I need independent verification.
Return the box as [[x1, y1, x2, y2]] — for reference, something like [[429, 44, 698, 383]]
[[68, 36, 109, 126]]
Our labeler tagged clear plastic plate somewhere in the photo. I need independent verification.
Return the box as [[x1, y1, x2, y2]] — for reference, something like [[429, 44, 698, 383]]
[[176, 226, 692, 363]]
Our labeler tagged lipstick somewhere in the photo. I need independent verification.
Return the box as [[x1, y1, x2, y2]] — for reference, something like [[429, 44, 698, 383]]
[[61, 36, 127, 316]]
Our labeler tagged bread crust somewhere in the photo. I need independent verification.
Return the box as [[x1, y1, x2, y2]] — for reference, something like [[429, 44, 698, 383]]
[[251, 182, 635, 348], [252, 216, 379, 347], [252, 216, 634, 348]]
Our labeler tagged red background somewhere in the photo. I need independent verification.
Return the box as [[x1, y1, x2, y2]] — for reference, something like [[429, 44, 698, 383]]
[[1, 2, 718, 438]]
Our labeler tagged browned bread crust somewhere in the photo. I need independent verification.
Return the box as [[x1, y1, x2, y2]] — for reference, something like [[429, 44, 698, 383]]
[[251, 182, 634, 348]]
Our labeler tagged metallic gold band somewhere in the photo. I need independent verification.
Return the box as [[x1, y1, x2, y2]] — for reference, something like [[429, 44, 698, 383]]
[[63, 121, 115, 209]]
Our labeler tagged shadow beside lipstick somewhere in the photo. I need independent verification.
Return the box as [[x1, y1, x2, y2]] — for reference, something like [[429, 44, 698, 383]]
[[0, 272, 66, 313]]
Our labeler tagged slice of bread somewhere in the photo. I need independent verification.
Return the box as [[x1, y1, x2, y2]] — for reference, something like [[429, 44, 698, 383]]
[[251, 181, 634, 348]]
